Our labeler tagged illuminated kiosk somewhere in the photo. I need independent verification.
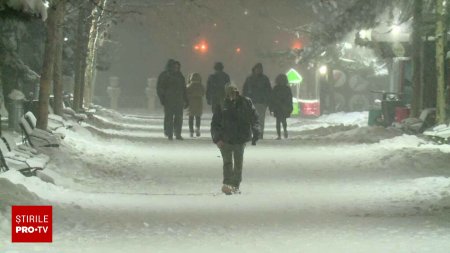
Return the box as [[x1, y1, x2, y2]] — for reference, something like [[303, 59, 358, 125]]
[[286, 68, 302, 116], [286, 68, 320, 117]]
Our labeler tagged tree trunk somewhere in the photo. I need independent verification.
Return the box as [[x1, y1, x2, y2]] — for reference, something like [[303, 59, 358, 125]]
[[52, 0, 65, 116], [410, 0, 423, 118], [84, 0, 109, 108], [435, 0, 447, 124], [73, 5, 85, 112], [37, 4, 58, 130], [83, 5, 100, 108]]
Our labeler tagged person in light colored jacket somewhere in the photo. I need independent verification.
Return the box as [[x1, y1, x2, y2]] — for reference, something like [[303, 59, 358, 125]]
[[186, 73, 205, 137]]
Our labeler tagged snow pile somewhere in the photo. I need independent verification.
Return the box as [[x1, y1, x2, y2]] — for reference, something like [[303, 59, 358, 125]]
[[95, 107, 124, 121], [3, 0, 48, 21], [294, 125, 403, 143], [323, 126, 403, 143], [7, 89, 25, 100], [315, 111, 369, 127], [410, 177, 450, 212], [0, 172, 46, 242], [0, 171, 53, 206]]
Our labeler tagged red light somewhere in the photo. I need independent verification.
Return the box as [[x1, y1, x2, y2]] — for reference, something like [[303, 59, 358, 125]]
[[194, 40, 208, 53], [292, 41, 302, 50]]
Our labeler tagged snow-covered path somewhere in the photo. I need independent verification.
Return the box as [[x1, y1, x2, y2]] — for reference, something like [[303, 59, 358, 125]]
[[1, 112, 450, 253]]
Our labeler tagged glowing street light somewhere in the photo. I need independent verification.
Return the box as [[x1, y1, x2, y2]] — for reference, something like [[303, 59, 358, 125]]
[[292, 40, 303, 50], [391, 25, 401, 36], [236, 47, 241, 53], [194, 40, 208, 53], [319, 65, 328, 75]]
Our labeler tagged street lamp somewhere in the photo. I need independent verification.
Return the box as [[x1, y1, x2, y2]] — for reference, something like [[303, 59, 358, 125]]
[[391, 25, 401, 37], [193, 40, 208, 53], [319, 65, 328, 75]]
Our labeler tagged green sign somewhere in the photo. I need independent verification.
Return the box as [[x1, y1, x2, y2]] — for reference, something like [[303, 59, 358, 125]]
[[286, 68, 303, 85]]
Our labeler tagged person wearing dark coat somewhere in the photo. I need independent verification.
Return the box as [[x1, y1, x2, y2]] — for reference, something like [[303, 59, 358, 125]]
[[211, 83, 260, 195], [157, 59, 188, 140], [186, 73, 205, 137], [242, 63, 271, 139], [206, 62, 231, 112], [270, 74, 293, 139]]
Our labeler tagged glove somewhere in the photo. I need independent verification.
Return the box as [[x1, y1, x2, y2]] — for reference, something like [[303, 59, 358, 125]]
[[251, 134, 259, 145]]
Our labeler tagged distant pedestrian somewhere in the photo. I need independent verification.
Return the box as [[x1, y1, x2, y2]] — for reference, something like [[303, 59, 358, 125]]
[[186, 73, 205, 137], [243, 63, 271, 139], [270, 74, 293, 139], [211, 83, 260, 195], [156, 59, 188, 140], [206, 62, 230, 112]]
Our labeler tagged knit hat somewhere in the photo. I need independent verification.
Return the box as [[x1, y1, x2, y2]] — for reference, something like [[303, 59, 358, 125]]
[[225, 83, 238, 98]]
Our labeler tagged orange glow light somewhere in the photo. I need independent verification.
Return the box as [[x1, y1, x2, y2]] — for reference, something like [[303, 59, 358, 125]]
[[292, 41, 302, 50], [194, 40, 208, 53], [236, 47, 241, 53]]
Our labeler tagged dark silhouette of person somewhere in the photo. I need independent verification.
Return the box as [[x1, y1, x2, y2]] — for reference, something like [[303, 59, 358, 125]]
[[206, 62, 231, 112], [243, 63, 272, 139], [157, 59, 188, 140]]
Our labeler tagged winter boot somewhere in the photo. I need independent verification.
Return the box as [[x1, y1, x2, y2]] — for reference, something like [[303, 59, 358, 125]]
[[195, 128, 201, 137], [284, 130, 288, 139], [190, 131, 194, 138], [276, 135, 281, 140], [221, 184, 233, 195], [232, 186, 241, 194]]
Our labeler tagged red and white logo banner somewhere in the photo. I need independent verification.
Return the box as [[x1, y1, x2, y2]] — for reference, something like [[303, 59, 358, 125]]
[[12, 206, 52, 243]]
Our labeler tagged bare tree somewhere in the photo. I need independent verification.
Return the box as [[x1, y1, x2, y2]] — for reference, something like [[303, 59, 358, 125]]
[[73, 1, 93, 112], [410, 0, 423, 118], [37, 1, 59, 130], [435, 0, 447, 124], [84, 0, 110, 107], [53, 0, 66, 116]]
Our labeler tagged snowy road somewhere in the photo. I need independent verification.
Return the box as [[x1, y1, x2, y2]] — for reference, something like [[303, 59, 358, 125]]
[[1, 112, 450, 253]]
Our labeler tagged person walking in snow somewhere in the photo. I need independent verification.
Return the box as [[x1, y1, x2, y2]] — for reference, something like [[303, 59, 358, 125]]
[[270, 74, 293, 140], [242, 63, 271, 139], [157, 59, 188, 140], [211, 83, 260, 195], [186, 73, 205, 137], [206, 62, 231, 112]]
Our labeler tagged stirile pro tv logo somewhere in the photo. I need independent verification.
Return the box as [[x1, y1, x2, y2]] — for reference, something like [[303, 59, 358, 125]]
[[12, 206, 52, 243]]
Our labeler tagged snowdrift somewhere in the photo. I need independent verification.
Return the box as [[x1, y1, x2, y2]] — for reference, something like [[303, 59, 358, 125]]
[[294, 125, 404, 143]]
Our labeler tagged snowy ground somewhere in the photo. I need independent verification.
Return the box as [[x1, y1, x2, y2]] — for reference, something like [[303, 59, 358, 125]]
[[1, 110, 450, 253]]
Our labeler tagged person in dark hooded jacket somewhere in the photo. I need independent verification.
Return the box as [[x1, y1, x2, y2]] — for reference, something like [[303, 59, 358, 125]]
[[242, 63, 271, 139], [206, 62, 231, 112], [270, 74, 293, 139], [157, 59, 188, 140], [211, 83, 260, 195]]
